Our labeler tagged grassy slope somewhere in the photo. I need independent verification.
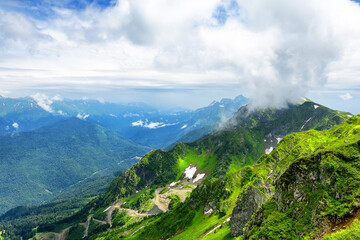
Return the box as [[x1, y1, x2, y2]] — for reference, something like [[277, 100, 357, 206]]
[[245, 116, 360, 239], [71, 101, 351, 240]]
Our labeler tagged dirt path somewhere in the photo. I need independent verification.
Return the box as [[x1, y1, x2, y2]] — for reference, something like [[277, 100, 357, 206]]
[[35, 227, 71, 240], [82, 215, 92, 238], [152, 183, 194, 212], [104, 201, 150, 227], [153, 188, 171, 212], [93, 218, 107, 225], [129, 225, 145, 237], [201, 217, 231, 239]]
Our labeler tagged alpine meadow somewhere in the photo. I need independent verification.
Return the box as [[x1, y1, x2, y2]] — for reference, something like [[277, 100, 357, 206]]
[[1, 0, 360, 240]]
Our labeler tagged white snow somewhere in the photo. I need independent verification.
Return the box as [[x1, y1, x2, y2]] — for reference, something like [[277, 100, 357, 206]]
[[300, 117, 312, 131], [184, 166, 197, 179], [204, 208, 213, 214], [169, 180, 181, 187], [265, 147, 273, 154], [314, 105, 319, 109], [219, 104, 225, 108], [12, 122, 19, 129], [103, 206, 112, 212], [193, 173, 205, 183], [264, 139, 266, 142], [276, 137, 282, 144], [136, 190, 139, 193], [109, 113, 117, 117], [348, 115, 353, 118], [181, 124, 188, 129]]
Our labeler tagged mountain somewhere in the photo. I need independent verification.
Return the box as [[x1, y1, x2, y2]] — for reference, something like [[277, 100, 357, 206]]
[[0, 95, 248, 149], [0, 97, 62, 135], [86, 94, 248, 148], [0, 118, 149, 215], [27, 100, 356, 240]]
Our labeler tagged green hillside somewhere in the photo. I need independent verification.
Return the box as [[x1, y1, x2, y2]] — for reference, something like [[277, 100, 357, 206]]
[[28, 100, 356, 240], [0, 118, 149, 215]]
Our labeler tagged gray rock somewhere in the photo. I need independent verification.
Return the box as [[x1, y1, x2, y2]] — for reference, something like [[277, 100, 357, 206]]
[[230, 186, 268, 237]]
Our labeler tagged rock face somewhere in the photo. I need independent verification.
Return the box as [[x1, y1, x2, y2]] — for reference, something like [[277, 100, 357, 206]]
[[230, 186, 268, 237]]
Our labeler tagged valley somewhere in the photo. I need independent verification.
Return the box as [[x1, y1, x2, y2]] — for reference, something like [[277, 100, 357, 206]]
[[1, 98, 359, 240], [13, 99, 358, 240]]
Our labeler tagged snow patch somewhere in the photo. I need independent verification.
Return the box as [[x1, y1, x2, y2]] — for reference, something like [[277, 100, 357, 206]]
[[181, 124, 187, 129], [169, 180, 181, 187], [300, 117, 312, 131], [264, 139, 266, 142], [348, 115, 353, 118], [219, 104, 225, 108], [204, 208, 213, 214], [265, 147, 273, 154], [276, 137, 282, 144], [12, 122, 19, 129], [193, 173, 205, 183], [314, 105, 319, 109], [109, 113, 117, 117], [184, 166, 197, 179]]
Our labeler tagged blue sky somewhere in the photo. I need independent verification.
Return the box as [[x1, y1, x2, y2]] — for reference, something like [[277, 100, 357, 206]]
[[0, 0, 360, 113]]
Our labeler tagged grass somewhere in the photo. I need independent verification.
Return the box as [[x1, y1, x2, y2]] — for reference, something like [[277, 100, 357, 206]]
[[322, 219, 360, 240], [176, 149, 217, 179]]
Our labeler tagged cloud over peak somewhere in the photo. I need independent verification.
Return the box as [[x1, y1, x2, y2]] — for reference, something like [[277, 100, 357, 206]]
[[1, 0, 360, 110]]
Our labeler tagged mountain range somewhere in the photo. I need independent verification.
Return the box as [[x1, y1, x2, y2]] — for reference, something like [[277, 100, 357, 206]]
[[0, 95, 248, 149], [1, 97, 360, 240], [2, 99, 354, 240], [0, 118, 149, 214]]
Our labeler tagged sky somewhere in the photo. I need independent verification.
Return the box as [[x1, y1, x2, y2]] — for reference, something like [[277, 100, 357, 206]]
[[0, 0, 360, 113]]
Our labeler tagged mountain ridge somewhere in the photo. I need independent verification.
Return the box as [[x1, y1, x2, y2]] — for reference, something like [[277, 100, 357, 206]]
[[0, 118, 149, 215], [28, 100, 354, 240]]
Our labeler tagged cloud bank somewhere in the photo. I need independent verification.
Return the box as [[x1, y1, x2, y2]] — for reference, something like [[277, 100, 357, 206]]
[[1, 0, 360, 109]]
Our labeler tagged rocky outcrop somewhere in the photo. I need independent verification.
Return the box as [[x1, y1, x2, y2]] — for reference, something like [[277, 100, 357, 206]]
[[230, 186, 268, 237]]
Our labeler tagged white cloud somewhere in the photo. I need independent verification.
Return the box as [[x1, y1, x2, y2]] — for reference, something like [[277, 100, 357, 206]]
[[1, 0, 360, 109], [131, 119, 177, 129], [12, 122, 19, 129], [339, 93, 353, 101], [31, 93, 54, 112], [131, 119, 144, 126], [76, 113, 90, 119]]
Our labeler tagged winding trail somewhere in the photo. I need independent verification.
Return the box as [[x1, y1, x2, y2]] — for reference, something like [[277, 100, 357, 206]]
[[201, 217, 231, 239], [35, 227, 71, 240], [82, 215, 92, 238]]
